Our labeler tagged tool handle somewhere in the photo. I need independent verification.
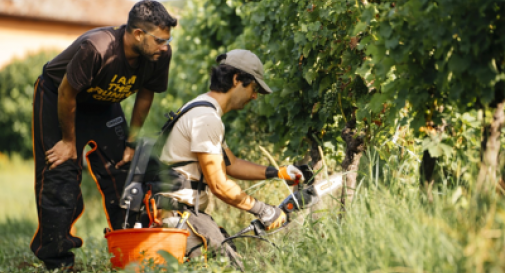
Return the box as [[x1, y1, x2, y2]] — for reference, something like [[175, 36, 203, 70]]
[[292, 175, 301, 186], [150, 198, 161, 226], [143, 190, 153, 227], [175, 211, 190, 229], [235, 223, 255, 236]]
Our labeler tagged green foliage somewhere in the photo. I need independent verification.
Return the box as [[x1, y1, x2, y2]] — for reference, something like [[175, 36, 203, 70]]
[[167, 0, 383, 166], [166, 0, 244, 103], [0, 51, 58, 158], [360, 0, 505, 147], [164, 0, 505, 191], [230, 0, 380, 162]]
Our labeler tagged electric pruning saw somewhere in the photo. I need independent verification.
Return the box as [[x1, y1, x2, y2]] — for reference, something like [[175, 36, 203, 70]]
[[223, 172, 343, 246]]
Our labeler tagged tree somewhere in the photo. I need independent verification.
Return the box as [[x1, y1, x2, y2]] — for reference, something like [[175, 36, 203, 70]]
[[0, 51, 57, 158], [359, 0, 505, 193], [168, 0, 383, 207]]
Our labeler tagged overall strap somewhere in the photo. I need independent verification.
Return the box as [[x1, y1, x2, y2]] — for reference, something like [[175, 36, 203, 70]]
[[221, 136, 231, 166], [194, 174, 205, 216], [153, 101, 216, 157], [166, 161, 196, 169]]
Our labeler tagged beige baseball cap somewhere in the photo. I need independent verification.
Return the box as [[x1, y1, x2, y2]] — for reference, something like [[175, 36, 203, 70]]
[[218, 49, 272, 94]]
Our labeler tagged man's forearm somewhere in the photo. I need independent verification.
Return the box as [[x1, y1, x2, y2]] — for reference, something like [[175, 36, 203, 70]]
[[224, 147, 269, 180], [226, 158, 268, 180], [129, 88, 154, 142], [213, 178, 255, 210], [198, 153, 255, 211], [58, 75, 78, 144]]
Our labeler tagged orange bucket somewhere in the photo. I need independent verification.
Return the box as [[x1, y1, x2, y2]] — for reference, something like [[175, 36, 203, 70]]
[[105, 228, 190, 269]]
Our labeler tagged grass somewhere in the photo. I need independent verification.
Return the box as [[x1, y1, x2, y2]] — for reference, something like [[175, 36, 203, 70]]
[[0, 153, 37, 222], [0, 153, 111, 272], [1, 144, 505, 273]]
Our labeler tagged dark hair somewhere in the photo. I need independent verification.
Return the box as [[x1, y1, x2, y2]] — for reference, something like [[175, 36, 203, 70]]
[[210, 65, 256, 93], [127, 0, 177, 33]]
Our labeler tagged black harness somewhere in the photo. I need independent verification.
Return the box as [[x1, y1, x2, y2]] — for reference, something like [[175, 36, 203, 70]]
[[120, 100, 230, 216]]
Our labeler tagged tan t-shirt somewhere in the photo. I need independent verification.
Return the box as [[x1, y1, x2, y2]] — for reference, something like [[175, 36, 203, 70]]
[[158, 93, 227, 209]]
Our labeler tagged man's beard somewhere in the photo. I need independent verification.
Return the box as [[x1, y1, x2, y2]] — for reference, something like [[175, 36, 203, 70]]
[[134, 42, 159, 62]]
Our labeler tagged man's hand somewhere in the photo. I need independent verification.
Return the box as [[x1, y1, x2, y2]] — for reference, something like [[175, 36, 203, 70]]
[[278, 165, 305, 185], [262, 207, 287, 231], [115, 146, 135, 169], [50, 74, 79, 170], [46, 140, 77, 170], [248, 199, 287, 231], [118, 88, 154, 169]]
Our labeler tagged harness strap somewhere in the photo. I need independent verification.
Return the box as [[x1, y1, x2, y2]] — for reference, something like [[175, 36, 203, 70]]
[[166, 161, 197, 169], [150, 101, 229, 214], [182, 214, 208, 263], [144, 160, 197, 182], [194, 174, 204, 216], [153, 101, 217, 158], [222, 147, 231, 166], [186, 243, 204, 258]]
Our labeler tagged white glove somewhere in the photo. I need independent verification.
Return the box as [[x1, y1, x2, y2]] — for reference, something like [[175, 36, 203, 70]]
[[278, 165, 305, 185]]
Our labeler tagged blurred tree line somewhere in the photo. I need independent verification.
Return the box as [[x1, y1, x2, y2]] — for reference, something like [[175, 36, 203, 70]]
[[0, 51, 58, 158]]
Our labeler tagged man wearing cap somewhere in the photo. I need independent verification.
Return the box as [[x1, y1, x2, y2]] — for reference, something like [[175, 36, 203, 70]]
[[151, 49, 307, 269]]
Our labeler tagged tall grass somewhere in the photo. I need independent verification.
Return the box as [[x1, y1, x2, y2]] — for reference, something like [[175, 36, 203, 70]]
[[1, 142, 505, 272], [206, 143, 505, 273]]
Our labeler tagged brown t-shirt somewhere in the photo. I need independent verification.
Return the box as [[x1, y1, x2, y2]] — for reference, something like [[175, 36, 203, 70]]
[[44, 25, 171, 108]]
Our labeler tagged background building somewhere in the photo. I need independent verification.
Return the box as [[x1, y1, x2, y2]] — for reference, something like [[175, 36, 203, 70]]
[[0, 0, 134, 68]]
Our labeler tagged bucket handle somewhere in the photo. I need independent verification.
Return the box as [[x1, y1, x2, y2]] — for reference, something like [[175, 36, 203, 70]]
[[143, 190, 162, 227]]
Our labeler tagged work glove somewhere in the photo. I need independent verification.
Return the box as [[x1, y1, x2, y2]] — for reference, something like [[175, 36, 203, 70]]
[[295, 165, 315, 184], [266, 165, 313, 185], [248, 199, 287, 231]]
